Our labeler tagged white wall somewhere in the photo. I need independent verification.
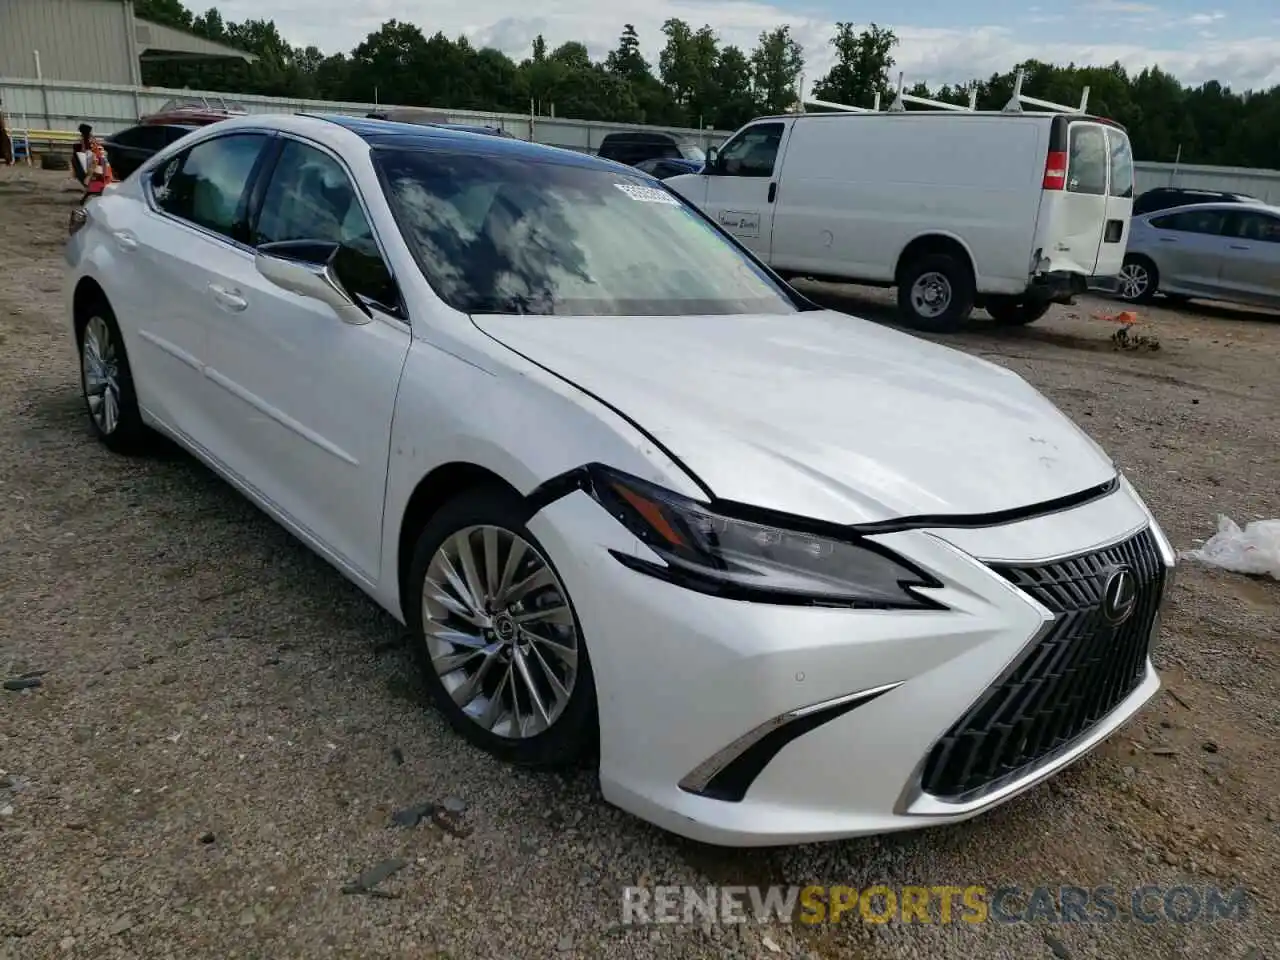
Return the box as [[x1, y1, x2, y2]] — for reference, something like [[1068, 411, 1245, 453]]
[[0, 76, 733, 154], [4, 74, 1279, 202], [1133, 161, 1280, 204]]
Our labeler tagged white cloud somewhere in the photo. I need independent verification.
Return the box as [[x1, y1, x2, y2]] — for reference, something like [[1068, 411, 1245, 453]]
[[211, 0, 1280, 95], [1081, 0, 1160, 13]]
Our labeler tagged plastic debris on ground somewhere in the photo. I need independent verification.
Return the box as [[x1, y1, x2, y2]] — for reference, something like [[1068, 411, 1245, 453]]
[[1181, 515, 1280, 580], [1092, 309, 1160, 350]]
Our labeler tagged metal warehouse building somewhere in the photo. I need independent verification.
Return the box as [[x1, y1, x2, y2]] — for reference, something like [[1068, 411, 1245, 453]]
[[0, 0, 254, 86]]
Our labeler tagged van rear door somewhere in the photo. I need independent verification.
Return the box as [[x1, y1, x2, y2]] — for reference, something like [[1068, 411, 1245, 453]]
[[1096, 125, 1135, 278], [1037, 118, 1110, 275]]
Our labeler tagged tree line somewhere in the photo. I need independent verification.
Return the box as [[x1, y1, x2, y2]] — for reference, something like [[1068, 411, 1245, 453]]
[[134, 0, 1279, 169]]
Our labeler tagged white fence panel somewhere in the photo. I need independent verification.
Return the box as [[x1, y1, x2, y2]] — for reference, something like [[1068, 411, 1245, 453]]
[[1133, 161, 1280, 204], [6, 76, 1279, 199], [0, 76, 731, 153]]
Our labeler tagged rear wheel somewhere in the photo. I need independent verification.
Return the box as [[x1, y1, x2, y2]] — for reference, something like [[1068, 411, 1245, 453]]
[[1117, 256, 1157, 304], [897, 253, 974, 333], [406, 486, 598, 768], [986, 296, 1051, 326], [77, 302, 149, 453]]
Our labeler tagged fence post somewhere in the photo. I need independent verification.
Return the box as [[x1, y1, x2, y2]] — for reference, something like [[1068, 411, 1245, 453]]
[[34, 51, 52, 132]]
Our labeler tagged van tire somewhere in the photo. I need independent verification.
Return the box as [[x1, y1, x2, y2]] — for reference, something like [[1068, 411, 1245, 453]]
[[897, 254, 974, 333], [1118, 255, 1158, 304], [986, 297, 1051, 326]]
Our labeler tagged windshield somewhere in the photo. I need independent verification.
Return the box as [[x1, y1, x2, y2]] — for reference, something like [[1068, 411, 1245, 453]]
[[374, 150, 799, 316]]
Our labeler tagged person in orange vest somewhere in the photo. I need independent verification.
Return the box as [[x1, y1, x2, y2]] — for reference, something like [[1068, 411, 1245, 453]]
[[72, 123, 114, 202]]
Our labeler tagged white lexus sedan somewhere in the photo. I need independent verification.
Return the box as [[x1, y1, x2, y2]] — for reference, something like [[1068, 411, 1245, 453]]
[[64, 113, 1175, 846]]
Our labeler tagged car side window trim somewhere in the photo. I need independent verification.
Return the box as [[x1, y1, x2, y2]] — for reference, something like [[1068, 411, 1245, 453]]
[[247, 131, 407, 322], [141, 129, 278, 255]]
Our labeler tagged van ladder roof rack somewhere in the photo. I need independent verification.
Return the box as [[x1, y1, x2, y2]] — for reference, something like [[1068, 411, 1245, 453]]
[[802, 93, 882, 113], [1001, 68, 1090, 114], [885, 73, 978, 112]]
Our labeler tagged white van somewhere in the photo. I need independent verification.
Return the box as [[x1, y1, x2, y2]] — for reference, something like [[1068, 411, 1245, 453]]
[[665, 110, 1135, 331]]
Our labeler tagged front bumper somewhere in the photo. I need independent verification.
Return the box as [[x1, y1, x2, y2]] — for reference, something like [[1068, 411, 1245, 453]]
[[528, 479, 1173, 846]]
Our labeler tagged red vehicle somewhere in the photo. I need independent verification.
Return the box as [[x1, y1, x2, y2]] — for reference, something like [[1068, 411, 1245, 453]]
[[139, 96, 248, 127]]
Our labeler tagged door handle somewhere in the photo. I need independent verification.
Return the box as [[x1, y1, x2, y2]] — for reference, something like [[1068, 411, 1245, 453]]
[[113, 230, 138, 251], [767, 182, 777, 203], [1158, 237, 1177, 243], [208, 283, 247, 312], [1229, 244, 1249, 250]]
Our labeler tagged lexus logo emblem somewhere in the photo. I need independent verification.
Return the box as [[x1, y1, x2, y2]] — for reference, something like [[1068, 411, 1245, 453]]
[[1100, 565, 1138, 625]]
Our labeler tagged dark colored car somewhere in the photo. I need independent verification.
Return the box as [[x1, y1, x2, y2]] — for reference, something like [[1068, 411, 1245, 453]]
[[634, 157, 704, 179], [1132, 187, 1258, 216], [103, 123, 199, 178], [597, 131, 705, 167]]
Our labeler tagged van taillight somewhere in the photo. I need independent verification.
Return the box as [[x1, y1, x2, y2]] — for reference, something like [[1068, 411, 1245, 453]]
[[1043, 150, 1067, 190]]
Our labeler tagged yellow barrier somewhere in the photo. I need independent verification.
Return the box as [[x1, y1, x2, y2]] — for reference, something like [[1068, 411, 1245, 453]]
[[26, 129, 82, 145]]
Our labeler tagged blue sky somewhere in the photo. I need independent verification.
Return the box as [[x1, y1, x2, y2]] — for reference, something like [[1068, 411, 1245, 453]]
[[210, 0, 1280, 93]]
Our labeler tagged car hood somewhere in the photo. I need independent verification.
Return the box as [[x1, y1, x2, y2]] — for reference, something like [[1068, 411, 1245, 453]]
[[472, 310, 1117, 525]]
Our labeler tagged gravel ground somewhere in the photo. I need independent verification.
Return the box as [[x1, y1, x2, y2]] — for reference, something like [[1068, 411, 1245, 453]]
[[1, 165, 1277, 960]]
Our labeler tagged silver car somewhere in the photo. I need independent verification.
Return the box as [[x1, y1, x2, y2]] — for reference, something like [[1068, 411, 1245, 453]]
[[1118, 200, 1280, 309]]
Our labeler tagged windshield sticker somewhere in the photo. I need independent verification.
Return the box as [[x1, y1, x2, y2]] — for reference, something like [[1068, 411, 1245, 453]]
[[614, 183, 681, 205]]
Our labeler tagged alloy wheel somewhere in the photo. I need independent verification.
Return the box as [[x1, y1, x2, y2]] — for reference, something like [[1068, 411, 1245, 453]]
[[421, 525, 579, 739], [81, 316, 121, 435], [909, 271, 953, 319], [1118, 262, 1150, 301]]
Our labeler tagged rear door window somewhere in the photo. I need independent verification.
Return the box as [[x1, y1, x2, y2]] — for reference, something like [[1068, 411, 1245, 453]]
[[1227, 210, 1280, 243], [1150, 209, 1229, 235], [1066, 124, 1107, 195], [150, 133, 269, 242], [111, 126, 152, 148], [1107, 130, 1134, 199]]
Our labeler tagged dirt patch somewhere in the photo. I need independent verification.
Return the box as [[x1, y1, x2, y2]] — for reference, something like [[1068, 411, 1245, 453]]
[[1, 165, 1277, 960]]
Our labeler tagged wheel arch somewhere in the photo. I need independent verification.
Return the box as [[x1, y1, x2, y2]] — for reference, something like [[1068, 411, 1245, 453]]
[[894, 232, 978, 288], [395, 461, 523, 622], [72, 276, 110, 342]]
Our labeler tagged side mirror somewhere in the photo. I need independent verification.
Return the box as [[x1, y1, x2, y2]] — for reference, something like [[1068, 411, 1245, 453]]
[[705, 146, 719, 173], [254, 240, 371, 326]]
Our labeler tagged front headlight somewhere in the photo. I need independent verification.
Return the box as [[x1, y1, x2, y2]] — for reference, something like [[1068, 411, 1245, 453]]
[[584, 466, 943, 609]]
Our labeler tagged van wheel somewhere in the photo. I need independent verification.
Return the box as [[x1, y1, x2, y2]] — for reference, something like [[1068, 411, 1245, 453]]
[[1118, 256, 1157, 304], [898, 254, 974, 333], [986, 296, 1051, 326]]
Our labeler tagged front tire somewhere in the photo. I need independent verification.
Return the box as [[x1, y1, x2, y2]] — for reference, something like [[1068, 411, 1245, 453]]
[[986, 296, 1051, 326], [77, 303, 148, 453], [1117, 255, 1158, 304], [406, 486, 597, 768], [897, 253, 975, 333]]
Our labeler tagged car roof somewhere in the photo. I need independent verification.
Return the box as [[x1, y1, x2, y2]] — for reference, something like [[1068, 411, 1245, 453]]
[[750, 110, 1127, 131], [113, 122, 199, 134], [307, 113, 622, 171], [601, 131, 687, 143], [1143, 186, 1248, 196], [1142, 199, 1278, 217]]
